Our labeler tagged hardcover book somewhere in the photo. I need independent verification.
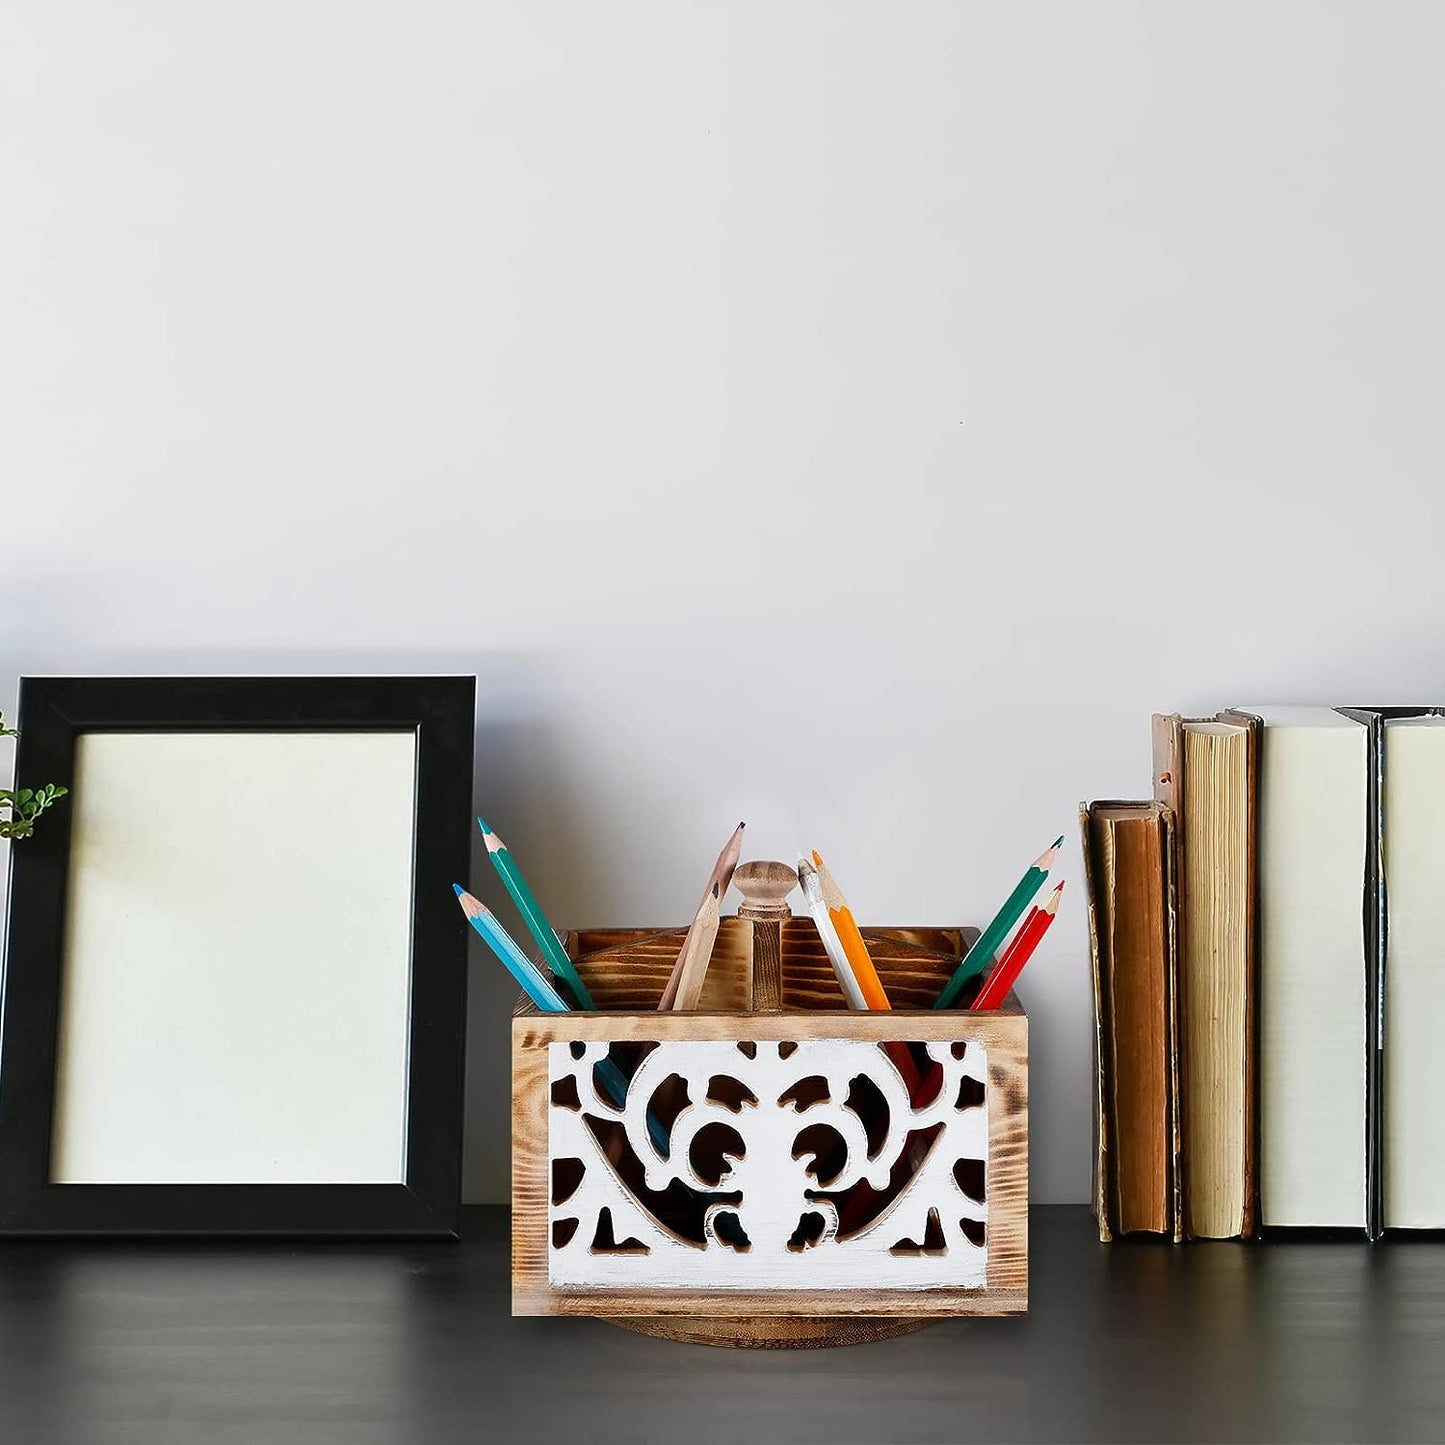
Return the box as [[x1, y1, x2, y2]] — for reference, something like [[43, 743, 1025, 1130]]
[[1153, 712, 1259, 1240], [1082, 800, 1180, 1240], [1235, 707, 1369, 1233]]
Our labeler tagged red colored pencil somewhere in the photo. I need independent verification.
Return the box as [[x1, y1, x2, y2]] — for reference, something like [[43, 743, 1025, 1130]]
[[970, 882, 1063, 1010]]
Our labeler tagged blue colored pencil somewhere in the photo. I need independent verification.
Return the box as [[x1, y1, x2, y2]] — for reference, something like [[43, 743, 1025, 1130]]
[[455, 884, 568, 1010], [453, 885, 665, 1152]]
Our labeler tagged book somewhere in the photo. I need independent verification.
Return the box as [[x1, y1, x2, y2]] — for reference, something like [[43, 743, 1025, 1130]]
[[1336, 705, 1445, 1235], [1378, 714, 1445, 1229], [1154, 711, 1259, 1240], [1082, 801, 1179, 1240], [1083, 804, 1113, 1243], [1236, 707, 1369, 1231]]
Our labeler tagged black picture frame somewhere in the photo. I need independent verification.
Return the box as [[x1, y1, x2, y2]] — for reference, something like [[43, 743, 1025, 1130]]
[[0, 675, 475, 1238]]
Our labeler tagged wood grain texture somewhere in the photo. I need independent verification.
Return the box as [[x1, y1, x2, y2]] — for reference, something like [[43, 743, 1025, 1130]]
[[731, 860, 799, 911], [747, 920, 785, 1012], [607, 1315, 934, 1348], [511, 951, 1027, 1330], [566, 925, 751, 1013], [733, 862, 796, 1014], [565, 921, 977, 1014]]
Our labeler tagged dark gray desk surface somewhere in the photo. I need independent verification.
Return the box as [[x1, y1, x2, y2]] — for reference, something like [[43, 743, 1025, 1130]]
[[0, 1205, 1441, 1444]]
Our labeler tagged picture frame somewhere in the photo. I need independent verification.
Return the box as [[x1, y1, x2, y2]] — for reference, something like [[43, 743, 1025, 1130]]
[[0, 675, 475, 1237]]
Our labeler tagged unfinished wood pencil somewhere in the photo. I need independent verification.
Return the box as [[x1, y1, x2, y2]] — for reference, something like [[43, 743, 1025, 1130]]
[[669, 883, 724, 1011], [658, 821, 745, 1010]]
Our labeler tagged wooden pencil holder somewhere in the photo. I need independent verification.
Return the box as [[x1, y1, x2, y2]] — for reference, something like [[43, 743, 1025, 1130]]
[[511, 901, 1028, 1349]]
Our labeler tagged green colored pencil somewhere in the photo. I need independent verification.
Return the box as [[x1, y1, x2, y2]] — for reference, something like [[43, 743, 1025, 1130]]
[[478, 817, 595, 1010], [934, 835, 1063, 1009]]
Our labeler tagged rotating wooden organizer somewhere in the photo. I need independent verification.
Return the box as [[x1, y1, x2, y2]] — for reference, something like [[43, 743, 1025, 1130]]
[[511, 862, 1028, 1349]]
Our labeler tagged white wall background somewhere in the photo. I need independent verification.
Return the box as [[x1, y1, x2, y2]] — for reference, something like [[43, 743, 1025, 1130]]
[[3, 1, 1443, 1205]]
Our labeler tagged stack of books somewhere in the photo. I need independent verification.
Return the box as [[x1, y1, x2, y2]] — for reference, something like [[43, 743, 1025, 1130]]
[[1084, 706, 1445, 1242]]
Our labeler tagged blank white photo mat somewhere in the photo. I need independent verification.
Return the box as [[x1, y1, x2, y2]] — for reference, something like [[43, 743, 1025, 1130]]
[[50, 731, 418, 1185]]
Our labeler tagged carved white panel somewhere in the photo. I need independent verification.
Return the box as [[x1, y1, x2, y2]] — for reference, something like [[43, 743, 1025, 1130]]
[[548, 1038, 988, 1290]]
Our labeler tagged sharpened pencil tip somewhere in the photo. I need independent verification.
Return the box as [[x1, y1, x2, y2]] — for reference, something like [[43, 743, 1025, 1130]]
[[811, 849, 824, 866], [1052, 835, 1064, 848], [452, 883, 465, 897], [712, 882, 720, 898], [739, 821, 746, 830], [477, 817, 492, 834]]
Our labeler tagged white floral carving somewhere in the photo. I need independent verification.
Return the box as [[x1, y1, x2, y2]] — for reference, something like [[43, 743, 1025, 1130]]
[[549, 1038, 988, 1290]]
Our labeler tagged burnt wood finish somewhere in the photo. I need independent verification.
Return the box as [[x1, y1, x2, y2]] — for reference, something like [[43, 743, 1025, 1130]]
[[513, 925, 1023, 1340], [731, 859, 798, 1012]]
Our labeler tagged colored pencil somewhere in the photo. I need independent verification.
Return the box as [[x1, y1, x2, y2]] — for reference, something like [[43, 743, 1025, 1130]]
[[478, 817, 594, 1009], [455, 885, 569, 1011], [797, 854, 908, 1236], [658, 822, 746, 1010], [669, 883, 724, 1011], [798, 855, 922, 1109], [453, 884, 666, 1151], [934, 835, 1063, 1009], [971, 881, 1063, 1010], [797, 857, 867, 1009], [809, 851, 891, 1010]]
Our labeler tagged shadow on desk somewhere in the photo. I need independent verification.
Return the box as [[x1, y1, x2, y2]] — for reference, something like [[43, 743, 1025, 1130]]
[[0, 1207, 1440, 1444]]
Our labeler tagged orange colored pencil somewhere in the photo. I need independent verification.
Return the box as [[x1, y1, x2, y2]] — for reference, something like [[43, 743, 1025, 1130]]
[[809, 850, 891, 1010], [971, 882, 1062, 1010]]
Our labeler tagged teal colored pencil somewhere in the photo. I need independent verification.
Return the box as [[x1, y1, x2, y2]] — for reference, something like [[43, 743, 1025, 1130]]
[[478, 818, 595, 1010], [934, 836, 1063, 1009], [453, 885, 664, 1152]]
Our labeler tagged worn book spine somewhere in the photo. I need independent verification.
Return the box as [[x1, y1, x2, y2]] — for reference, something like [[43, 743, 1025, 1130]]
[[1161, 807, 1183, 1244], [1083, 799, 1179, 1240], [1108, 812, 1166, 1234], [1153, 710, 1261, 1242], [1217, 709, 1261, 1241], [1338, 707, 1387, 1241], [1152, 714, 1189, 1239], [1081, 802, 1114, 1243]]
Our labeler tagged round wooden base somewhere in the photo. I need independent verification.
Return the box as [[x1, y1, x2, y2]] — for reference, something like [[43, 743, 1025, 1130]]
[[604, 1315, 937, 1350]]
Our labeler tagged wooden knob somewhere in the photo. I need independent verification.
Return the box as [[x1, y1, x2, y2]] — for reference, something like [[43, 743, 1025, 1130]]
[[733, 860, 796, 920]]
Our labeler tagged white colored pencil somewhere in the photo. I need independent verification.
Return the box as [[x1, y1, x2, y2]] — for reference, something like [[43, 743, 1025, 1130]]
[[797, 857, 867, 1010]]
